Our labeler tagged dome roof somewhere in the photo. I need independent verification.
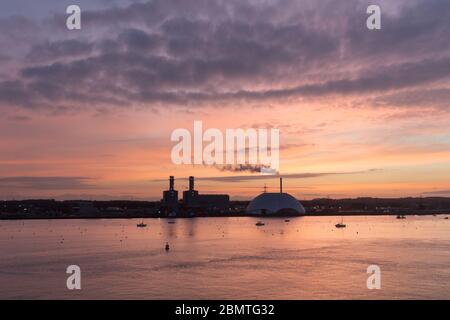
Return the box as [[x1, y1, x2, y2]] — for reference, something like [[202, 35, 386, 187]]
[[246, 192, 306, 215]]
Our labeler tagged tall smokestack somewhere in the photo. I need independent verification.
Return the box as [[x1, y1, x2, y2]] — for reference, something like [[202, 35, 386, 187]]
[[169, 176, 174, 191], [189, 176, 194, 191], [280, 177, 283, 193]]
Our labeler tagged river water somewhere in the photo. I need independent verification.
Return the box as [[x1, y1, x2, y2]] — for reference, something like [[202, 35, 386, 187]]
[[0, 215, 449, 299]]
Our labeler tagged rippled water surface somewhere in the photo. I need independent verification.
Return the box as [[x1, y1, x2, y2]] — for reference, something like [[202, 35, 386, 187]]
[[0, 216, 449, 299]]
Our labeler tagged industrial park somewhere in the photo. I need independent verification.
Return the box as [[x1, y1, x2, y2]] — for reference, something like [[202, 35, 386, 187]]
[[1, 176, 450, 220], [160, 176, 305, 217]]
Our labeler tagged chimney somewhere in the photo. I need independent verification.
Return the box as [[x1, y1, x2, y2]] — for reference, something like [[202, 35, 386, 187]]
[[280, 177, 283, 193], [189, 176, 194, 191], [169, 176, 174, 191]]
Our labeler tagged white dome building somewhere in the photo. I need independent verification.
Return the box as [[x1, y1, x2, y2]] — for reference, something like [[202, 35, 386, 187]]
[[246, 178, 306, 215]]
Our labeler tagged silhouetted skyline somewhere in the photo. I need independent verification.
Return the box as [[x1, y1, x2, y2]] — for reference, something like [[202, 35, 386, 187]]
[[1, 0, 450, 200]]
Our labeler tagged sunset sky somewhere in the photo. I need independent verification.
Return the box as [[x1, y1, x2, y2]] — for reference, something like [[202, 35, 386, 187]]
[[1, 0, 450, 200]]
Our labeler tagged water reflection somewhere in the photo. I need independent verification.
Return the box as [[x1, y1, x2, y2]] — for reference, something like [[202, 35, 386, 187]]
[[0, 215, 449, 299]]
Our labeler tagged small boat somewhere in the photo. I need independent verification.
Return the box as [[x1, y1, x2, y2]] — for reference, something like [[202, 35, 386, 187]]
[[396, 215, 406, 219], [137, 221, 147, 227], [284, 219, 290, 222], [445, 217, 449, 220], [255, 221, 265, 226], [335, 216, 346, 228], [168, 221, 176, 224], [165, 242, 170, 251]]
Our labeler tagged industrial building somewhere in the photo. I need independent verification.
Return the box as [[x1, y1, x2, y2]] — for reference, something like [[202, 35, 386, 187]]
[[161, 176, 230, 216], [161, 176, 178, 213], [183, 176, 229, 210]]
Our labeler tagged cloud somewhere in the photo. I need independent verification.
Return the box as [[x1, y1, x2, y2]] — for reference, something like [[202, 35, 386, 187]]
[[0, 176, 95, 190], [7, 115, 30, 121], [373, 88, 450, 110], [213, 164, 276, 174], [118, 28, 164, 52], [26, 39, 94, 63], [1, 0, 450, 112], [151, 169, 378, 183], [422, 190, 450, 196], [199, 169, 378, 182], [0, 53, 11, 62]]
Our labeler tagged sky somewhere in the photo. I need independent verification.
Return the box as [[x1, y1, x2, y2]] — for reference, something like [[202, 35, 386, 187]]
[[1, 0, 450, 200]]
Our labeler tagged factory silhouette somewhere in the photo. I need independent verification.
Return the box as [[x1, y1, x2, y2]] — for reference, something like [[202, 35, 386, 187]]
[[159, 176, 305, 217], [3, 177, 450, 219], [160, 176, 230, 216]]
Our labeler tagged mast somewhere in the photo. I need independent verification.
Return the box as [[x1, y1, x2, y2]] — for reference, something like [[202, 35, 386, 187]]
[[169, 176, 174, 191], [280, 177, 283, 193]]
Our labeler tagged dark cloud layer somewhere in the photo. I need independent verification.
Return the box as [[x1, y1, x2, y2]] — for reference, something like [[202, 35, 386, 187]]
[[0, 176, 95, 190], [151, 169, 377, 183], [199, 169, 378, 183], [26, 39, 94, 63], [423, 190, 450, 196], [1, 0, 450, 111]]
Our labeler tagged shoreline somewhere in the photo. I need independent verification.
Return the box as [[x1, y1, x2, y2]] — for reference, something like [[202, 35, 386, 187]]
[[1, 211, 449, 221]]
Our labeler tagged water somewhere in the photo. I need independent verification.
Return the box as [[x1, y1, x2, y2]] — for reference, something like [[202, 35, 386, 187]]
[[0, 216, 449, 299]]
